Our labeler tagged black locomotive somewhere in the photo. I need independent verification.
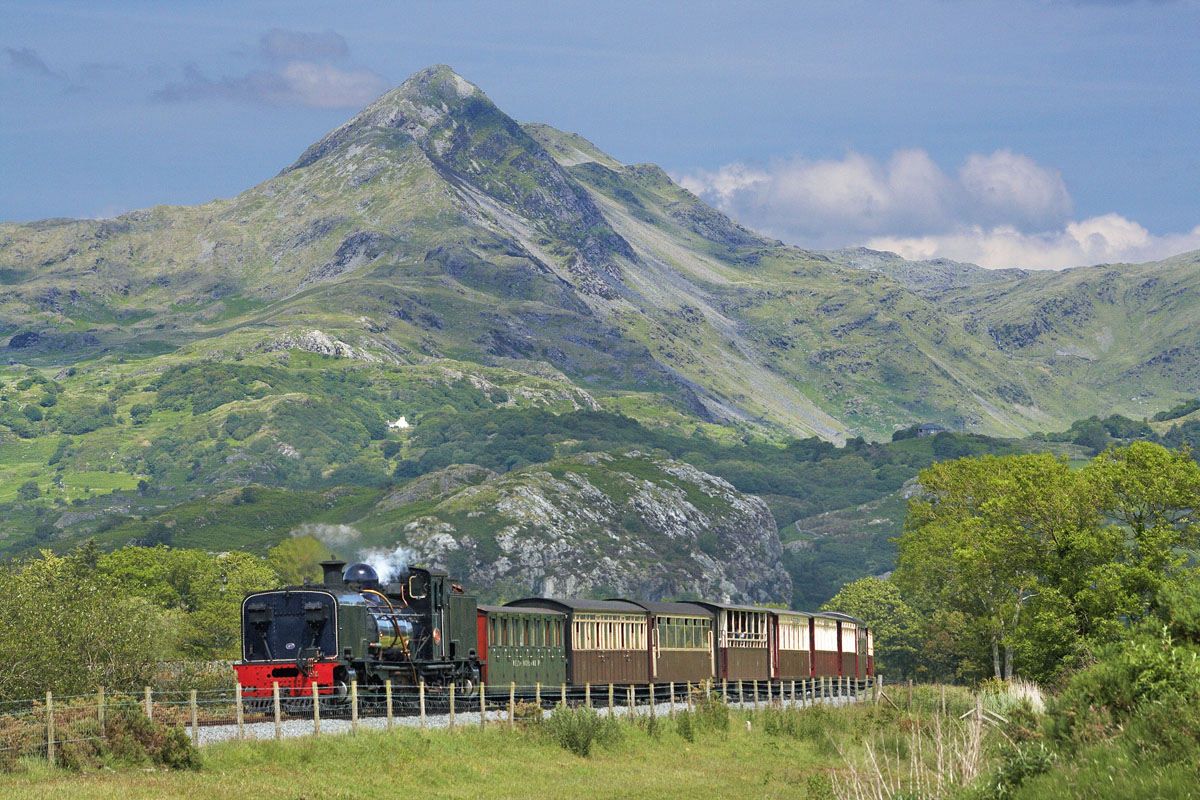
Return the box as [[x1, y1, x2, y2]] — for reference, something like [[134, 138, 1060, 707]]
[[234, 559, 481, 707]]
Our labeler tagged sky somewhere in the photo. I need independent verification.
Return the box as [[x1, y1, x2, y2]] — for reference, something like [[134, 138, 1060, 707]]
[[3, 0, 1199, 270]]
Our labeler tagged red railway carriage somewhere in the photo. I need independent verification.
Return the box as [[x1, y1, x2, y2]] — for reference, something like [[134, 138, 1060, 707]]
[[770, 609, 813, 680], [811, 614, 840, 676]]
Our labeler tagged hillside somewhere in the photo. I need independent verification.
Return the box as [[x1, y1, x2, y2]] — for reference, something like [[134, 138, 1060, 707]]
[[3, 64, 1200, 602]]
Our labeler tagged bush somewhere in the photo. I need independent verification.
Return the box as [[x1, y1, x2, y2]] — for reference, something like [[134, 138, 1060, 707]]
[[544, 704, 621, 757]]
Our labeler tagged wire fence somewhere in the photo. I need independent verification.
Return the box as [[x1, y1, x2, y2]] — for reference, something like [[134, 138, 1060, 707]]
[[0, 674, 883, 768]]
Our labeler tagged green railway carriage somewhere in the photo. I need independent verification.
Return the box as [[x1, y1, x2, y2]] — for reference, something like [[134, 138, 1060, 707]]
[[506, 598, 650, 685], [477, 605, 567, 687]]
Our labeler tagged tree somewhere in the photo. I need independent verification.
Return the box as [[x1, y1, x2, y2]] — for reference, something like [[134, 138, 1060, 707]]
[[97, 546, 277, 658], [0, 552, 160, 700], [896, 453, 1104, 680], [267, 535, 327, 586], [1083, 441, 1200, 618], [16, 480, 40, 500], [822, 577, 922, 679]]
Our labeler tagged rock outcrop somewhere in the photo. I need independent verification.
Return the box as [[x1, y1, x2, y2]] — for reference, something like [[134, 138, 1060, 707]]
[[387, 451, 792, 604]]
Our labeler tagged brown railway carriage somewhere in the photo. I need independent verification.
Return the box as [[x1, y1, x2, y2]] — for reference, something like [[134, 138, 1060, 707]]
[[505, 598, 649, 685], [617, 600, 715, 684], [691, 602, 770, 681], [771, 610, 813, 680]]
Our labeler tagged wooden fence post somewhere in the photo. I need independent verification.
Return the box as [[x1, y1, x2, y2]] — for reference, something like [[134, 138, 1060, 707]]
[[312, 681, 320, 736], [386, 680, 393, 730], [509, 682, 515, 727], [608, 684, 614, 717], [235, 684, 243, 739], [190, 689, 198, 747], [273, 682, 281, 739], [535, 682, 541, 709], [97, 686, 105, 732], [478, 682, 484, 729], [686, 682, 693, 712], [649, 683, 655, 718], [767, 680, 773, 705], [738, 679, 744, 706], [46, 691, 54, 767], [585, 683, 591, 709], [145, 686, 153, 720], [450, 682, 456, 730], [419, 681, 426, 730], [561, 683, 567, 708], [753, 680, 759, 710], [669, 681, 675, 716], [721, 678, 727, 703], [627, 686, 635, 719]]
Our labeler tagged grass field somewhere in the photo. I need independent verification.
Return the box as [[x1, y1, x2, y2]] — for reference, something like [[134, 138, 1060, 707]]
[[0, 711, 846, 800]]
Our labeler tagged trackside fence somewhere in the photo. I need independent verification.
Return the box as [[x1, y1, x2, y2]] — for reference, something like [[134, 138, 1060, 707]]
[[1, 676, 889, 766]]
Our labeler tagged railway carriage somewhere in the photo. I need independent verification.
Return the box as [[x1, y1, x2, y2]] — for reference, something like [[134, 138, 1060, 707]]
[[812, 613, 841, 676], [691, 602, 770, 681], [620, 600, 715, 683], [476, 605, 567, 686], [505, 598, 650, 685], [824, 612, 863, 678], [771, 609, 813, 680]]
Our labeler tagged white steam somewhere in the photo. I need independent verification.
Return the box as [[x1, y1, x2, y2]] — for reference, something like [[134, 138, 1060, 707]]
[[358, 545, 416, 585], [291, 523, 361, 548]]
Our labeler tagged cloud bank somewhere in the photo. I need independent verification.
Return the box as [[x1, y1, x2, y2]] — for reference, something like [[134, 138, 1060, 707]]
[[679, 149, 1200, 269], [153, 28, 386, 109]]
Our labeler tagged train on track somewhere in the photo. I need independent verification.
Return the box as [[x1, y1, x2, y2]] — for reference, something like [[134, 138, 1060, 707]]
[[234, 559, 873, 706]]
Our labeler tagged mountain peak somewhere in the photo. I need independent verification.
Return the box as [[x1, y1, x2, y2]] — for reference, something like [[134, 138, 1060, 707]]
[[282, 64, 494, 173]]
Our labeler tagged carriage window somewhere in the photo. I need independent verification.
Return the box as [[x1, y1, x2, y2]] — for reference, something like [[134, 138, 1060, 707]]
[[813, 618, 838, 651], [723, 610, 768, 648]]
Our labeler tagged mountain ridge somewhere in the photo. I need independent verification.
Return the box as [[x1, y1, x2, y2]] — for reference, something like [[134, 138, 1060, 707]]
[[4, 65, 1200, 442]]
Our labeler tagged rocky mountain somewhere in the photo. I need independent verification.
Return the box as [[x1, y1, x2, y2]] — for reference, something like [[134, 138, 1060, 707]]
[[3, 64, 1200, 602], [364, 452, 791, 604]]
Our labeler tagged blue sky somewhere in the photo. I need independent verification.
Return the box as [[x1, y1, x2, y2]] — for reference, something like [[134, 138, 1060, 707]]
[[3, 0, 1199, 268]]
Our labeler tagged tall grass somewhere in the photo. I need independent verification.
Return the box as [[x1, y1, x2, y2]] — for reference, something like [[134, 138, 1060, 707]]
[[832, 702, 987, 800]]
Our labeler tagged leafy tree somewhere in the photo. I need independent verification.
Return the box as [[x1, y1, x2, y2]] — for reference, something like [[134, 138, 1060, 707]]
[[1083, 441, 1200, 619], [16, 480, 40, 500], [97, 546, 277, 657], [129, 402, 152, 425], [896, 453, 1105, 680], [0, 552, 159, 699], [267, 535, 327, 585], [822, 577, 921, 678]]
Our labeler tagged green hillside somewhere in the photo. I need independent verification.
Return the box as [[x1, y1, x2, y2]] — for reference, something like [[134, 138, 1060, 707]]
[[3, 64, 1200, 603]]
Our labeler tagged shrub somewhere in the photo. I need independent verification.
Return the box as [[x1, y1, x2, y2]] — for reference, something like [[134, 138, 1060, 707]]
[[544, 704, 621, 757]]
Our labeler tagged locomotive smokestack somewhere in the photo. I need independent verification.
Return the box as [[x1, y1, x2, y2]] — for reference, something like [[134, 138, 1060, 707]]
[[320, 558, 346, 586]]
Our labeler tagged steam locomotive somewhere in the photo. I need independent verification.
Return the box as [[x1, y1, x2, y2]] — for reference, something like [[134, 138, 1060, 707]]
[[234, 559, 481, 706], [234, 559, 874, 706]]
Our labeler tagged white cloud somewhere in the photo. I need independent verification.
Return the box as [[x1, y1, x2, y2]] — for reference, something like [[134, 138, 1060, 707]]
[[679, 148, 1198, 269], [869, 216, 1200, 270]]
